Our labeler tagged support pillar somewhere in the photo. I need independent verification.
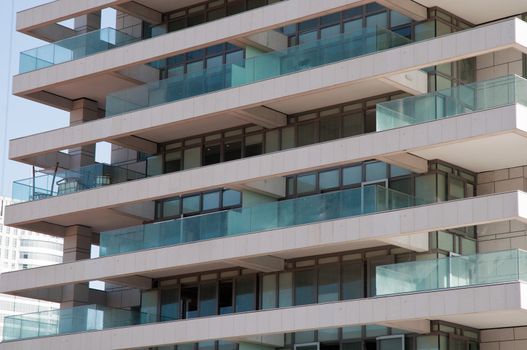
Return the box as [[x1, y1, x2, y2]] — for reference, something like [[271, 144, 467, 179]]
[[61, 225, 92, 308], [74, 12, 101, 34], [69, 99, 99, 169], [63, 225, 92, 263]]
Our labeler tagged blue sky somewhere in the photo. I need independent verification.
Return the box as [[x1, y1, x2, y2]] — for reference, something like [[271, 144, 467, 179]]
[[0, 0, 115, 198]]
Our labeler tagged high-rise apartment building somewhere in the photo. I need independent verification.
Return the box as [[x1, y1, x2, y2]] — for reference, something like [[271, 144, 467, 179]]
[[2, 0, 527, 349], [0, 197, 62, 340]]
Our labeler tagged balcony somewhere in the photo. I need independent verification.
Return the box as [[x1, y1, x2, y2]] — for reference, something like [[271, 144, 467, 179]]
[[376, 74, 527, 131], [19, 27, 140, 74], [100, 185, 413, 256], [12, 163, 145, 202], [105, 26, 410, 117], [2, 304, 161, 342], [4, 250, 526, 342], [17, 0, 289, 70], [376, 249, 527, 295]]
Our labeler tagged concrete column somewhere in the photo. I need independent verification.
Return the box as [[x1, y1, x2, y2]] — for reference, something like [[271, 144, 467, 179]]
[[63, 225, 92, 263], [61, 225, 92, 308], [69, 99, 99, 169], [61, 284, 90, 308], [74, 11, 101, 34]]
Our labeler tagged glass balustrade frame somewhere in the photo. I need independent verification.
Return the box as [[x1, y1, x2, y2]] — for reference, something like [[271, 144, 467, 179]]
[[376, 249, 527, 296], [99, 185, 414, 256], [376, 74, 527, 131], [2, 304, 160, 342], [105, 26, 411, 117], [19, 27, 141, 74], [12, 163, 146, 203]]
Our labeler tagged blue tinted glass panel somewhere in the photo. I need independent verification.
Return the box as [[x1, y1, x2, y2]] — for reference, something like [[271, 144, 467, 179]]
[[235, 275, 256, 312], [294, 268, 316, 305]]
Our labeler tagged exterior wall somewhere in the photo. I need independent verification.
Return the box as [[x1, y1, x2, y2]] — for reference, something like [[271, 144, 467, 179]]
[[476, 48, 525, 81], [115, 10, 142, 38], [110, 144, 145, 174], [477, 167, 527, 252], [106, 288, 141, 308], [481, 327, 527, 350]]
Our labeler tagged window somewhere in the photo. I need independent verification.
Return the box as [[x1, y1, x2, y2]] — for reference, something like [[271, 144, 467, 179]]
[[141, 290, 159, 321], [244, 134, 263, 157], [181, 286, 199, 319], [342, 260, 363, 300], [223, 190, 242, 208], [343, 166, 362, 186], [318, 264, 339, 302], [154, 92, 405, 180], [165, 151, 182, 173], [160, 287, 180, 321], [415, 174, 437, 204], [182, 195, 201, 215], [218, 281, 234, 314], [294, 268, 316, 305], [320, 114, 341, 141], [261, 275, 277, 309], [297, 174, 317, 194], [366, 12, 387, 28], [319, 169, 340, 190], [157, 189, 241, 220], [365, 161, 387, 182], [235, 275, 256, 312], [284, 4, 415, 48], [184, 147, 201, 169], [224, 139, 242, 161], [163, 198, 181, 218], [199, 282, 217, 316], [203, 191, 221, 211], [279, 272, 293, 307], [449, 177, 465, 199], [203, 143, 221, 166]]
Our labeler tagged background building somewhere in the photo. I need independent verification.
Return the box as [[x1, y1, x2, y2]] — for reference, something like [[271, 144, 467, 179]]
[[1, 0, 527, 349], [0, 196, 62, 340]]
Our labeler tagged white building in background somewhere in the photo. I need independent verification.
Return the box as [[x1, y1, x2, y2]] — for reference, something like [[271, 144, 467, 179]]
[[0, 197, 62, 340], [2, 0, 527, 349]]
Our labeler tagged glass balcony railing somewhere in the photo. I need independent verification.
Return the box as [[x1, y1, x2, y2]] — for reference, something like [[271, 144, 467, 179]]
[[2, 304, 160, 342], [376, 74, 527, 131], [376, 249, 527, 296], [100, 185, 413, 256], [105, 26, 410, 117], [19, 27, 140, 74], [12, 163, 146, 203]]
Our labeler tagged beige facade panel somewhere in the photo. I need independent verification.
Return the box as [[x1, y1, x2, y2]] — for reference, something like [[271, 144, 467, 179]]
[[1, 283, 526, 350]]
